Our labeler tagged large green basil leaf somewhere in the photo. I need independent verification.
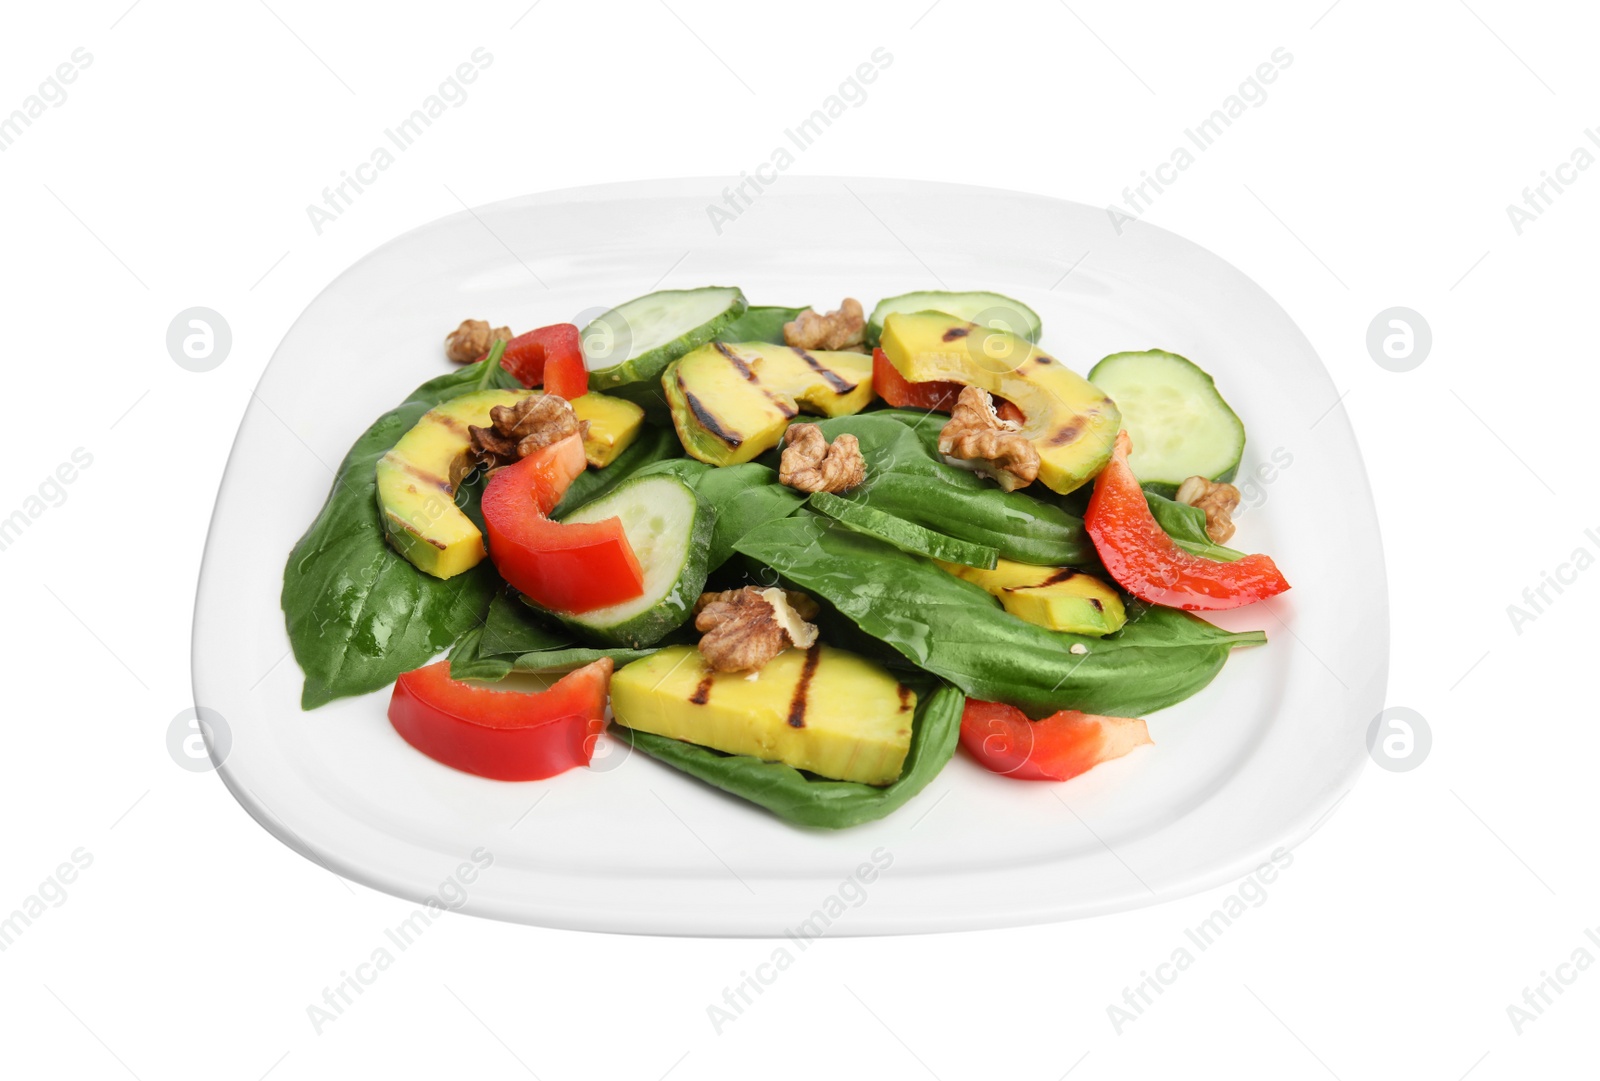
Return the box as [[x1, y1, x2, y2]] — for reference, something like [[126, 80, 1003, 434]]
[[691, 463, 807, 568], [716, 305, 804, 344], [282, 354, 521, 708], [619, 677, 962, 829], [799, 413, 1093, 566], [735, 513, 1265, 717], [876, 408, 1242, 563]]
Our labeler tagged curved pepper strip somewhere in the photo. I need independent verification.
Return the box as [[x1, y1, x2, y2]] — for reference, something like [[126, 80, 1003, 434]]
[[389, 657, 613, 780], [501, 323, 583, 389], [481, 434, 644, 613], [1085, 431, 1290, 610]]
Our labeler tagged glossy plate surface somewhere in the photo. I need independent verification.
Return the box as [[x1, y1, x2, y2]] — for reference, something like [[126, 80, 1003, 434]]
[[194, 177, 1387, 935]]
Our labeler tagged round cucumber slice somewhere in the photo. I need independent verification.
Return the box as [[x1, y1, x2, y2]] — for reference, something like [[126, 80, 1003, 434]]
[[807, 492, 999, 569], [582, 286, 747, 393], [550, 473, 714, 647], [1087, 350, 1245, 498], [865, 290, 1041, 348]]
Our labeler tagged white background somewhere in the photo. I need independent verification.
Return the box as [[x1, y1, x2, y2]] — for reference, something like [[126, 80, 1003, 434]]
[[1, 0, 1593, 1077]]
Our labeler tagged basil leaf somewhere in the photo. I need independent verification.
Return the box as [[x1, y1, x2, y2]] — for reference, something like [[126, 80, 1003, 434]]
[[281, 354, 521, 709], [691, 463, 806, 569], [619, 677, 963, 829], [508, 647, 658, 673], [808, 490, 1000, 568], [735, 513, 1265, 717], [799, 413, 1094, 566], [1146, 492, 1245, 562], [477, 590, 570, 656], [716, 305, 804, 344], [444, 627, 514, 681], [874, 408, 1243, 564], [450, 595, 660, 680]]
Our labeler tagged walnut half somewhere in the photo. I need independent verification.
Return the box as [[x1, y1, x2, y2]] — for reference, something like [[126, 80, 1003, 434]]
[[779, 423, 866, 493], [938, 386, 1040, 492], [694, 587, 821, 673], [466, 394, 585, 472], [783, 298, 867, 352], [445, 319, 511, 363], [1175, 475, 1241, 544]]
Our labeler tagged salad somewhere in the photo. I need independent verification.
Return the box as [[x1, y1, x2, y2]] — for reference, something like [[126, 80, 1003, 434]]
[[282, 286, 1288, 829]]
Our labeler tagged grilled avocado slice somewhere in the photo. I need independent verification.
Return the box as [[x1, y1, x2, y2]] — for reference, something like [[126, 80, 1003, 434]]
[[936, 559, 1127, 636], [375, 388, 532, 578], [610, 644, 916, 786], [663, 342, 873, 466], [879, 311, 1120, 494]]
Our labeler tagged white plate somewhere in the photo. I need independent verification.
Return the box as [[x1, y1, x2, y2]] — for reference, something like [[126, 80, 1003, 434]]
[[194, 177, 1387, 935]]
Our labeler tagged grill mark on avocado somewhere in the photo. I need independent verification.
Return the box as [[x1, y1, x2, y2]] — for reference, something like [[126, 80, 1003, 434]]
[[427, 412, 472, 438], [1035, 354, 1054, 364], [786, 644, 822, 728], [1039, 568, 1080, 586], [790, 347, 855, 394], [680, 373, 744, 447], [712, 343, 799, 418], [689, 673, 715, 705], [942, 327, 970, 341], [1089, 598, 1104, 612], [896, 684, 914, 713], [1046, 422, 1083, 446], [714, 341, 758, 381], [392, 458, 453, 492]]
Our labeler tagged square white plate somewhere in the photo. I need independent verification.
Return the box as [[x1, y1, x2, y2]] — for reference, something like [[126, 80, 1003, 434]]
[[194, 177, 1387, 935]]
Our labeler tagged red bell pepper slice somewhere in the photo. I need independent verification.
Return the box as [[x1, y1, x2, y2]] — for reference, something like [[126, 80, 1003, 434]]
[[1085, 431, 1290, 610], [501, 323, 583, 389], [873, 347, 965, 412], [872, 347, 1025, 422], [481, 434, 644, 613], [543, 344, 589, 400], [389, 658, 613, 781], [959, 699, 1151, 781]]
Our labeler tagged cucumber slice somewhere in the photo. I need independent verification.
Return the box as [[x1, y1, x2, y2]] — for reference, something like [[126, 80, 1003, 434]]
[[1087, 350, 1245, 498], [581, 286, 747, 395], [550, 473, 714, 647], [716, 305, 803, 345], [808, 493, 999, 569], [865, 290, 1041, 348]]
